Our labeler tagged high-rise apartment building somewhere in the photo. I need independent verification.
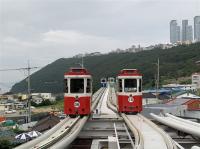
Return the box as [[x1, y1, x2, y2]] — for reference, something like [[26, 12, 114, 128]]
[[182, 20, 193, 42], [170, 20, 180, 43], [194, 16, 200, 42]]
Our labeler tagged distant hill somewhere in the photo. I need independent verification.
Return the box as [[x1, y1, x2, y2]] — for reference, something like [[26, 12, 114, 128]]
[[11, 42, 200, 93]]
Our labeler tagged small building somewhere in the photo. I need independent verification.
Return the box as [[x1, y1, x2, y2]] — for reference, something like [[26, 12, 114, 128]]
[[176, 92, 200, 99], [163, 84, 197, 92], [142, 93, 158, 105], [32, 93, 55, 102], [0, 116, 6, 122], [167, 98, 200, 111], [142, 104, 187, 118], [183, 99, 200, 111], [142, 92, 171, 105], [192, 73, 200, 89], [32, 97, 44, 105], [14, 102, 26, 109], [32, 115, 60, 132], [0, 103, 14, 111]]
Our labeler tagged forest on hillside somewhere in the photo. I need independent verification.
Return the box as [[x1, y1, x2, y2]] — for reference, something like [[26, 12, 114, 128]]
[[11, 42, 200, 93]]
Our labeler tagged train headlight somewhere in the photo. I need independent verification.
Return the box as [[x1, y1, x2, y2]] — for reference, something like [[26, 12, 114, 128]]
[[128, 96, 134, 103], [74, 101, 80, 108]]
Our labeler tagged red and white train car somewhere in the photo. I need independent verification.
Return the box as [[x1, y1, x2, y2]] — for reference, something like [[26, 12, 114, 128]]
[[64, 68, 92, 116], [117, 69, 143, 113]]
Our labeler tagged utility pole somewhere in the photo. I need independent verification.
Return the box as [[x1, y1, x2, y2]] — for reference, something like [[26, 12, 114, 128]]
[[77, 54, 84, 68], [0, 62, 39, 123], [27, 61, 31, 123], [81, 55, 84, 68], [156, 58, 160, 99]]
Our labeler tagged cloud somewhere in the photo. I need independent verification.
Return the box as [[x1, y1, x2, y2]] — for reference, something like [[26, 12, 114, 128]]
[[0, 0, 198, 91]]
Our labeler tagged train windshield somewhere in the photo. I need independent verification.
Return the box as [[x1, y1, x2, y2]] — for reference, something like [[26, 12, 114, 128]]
[[124, 79, 137, 92], [118, 79, 122, 92], [101, 79, 106, 82], [70, 79, 84, 93], [86, 79, 92, 93], [64, 79, 68, 93], [139, 79, 142, 92]]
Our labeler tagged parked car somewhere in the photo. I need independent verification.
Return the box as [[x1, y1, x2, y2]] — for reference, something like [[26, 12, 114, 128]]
[[5, 110, 16, 114], [5, 110, 13, 114]]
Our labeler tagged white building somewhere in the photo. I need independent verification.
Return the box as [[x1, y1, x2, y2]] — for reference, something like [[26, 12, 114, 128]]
[[176, 93, 200, 99], [0, 103, 14, 111], [32, 97, 44, 105], [163, 83, 197, 91], [32, 93, 56, 102], [142, 93, 159, 105], [192, 73, 200, 89]]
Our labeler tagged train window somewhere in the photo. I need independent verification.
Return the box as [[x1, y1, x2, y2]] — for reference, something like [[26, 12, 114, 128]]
[[139, 79, 142, 92], [86, 79, 91, 93], [101, 79, 106, 83], [124, 79, 137, 92], [118, 79, 122, 92], [64, 79, 68, 93], [70, 79, 84, 93]]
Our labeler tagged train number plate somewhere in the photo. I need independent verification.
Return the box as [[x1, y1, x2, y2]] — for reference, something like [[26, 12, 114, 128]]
[[128, 97, 134, 103], [74, 101, 80, 108]]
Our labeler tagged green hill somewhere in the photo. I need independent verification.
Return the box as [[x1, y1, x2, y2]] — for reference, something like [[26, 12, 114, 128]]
[[11, 42, 200, 93]]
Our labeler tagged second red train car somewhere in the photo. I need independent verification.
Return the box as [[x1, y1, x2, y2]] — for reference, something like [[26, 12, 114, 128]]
[[117, 69, 143, 113], [64, 68, 92, 117]]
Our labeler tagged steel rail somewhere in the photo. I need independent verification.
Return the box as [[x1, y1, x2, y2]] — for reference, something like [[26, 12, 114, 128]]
[[106, 87, 118, 113], [45, 88, 106, 149], [107, 87, 143, 149], [14, 117, 70, 149], [165, 113, 200, 128], [16, 88, 105, 149], [138, 114, 177, 149], [41, 89, 104, 149], [191, 146, 200, 149], [108, 87, 176, 149], [33, 116, 80, 149], [151, 113, 200, 138], [121, 113, 144, 149]]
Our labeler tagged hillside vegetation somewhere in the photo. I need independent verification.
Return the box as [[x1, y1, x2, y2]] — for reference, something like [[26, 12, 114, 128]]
[[11, 42, 200, 93]]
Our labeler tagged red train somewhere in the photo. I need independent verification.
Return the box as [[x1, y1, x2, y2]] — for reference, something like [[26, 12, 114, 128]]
[[64, 68, 92, 117], [117, 69, 143, 113]]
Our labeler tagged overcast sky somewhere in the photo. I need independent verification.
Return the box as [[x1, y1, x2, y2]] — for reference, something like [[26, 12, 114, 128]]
[[0, 0, 199, 92]]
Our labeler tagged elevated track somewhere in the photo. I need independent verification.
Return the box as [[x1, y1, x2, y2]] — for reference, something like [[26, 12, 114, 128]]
[[151, 113, 200, 138], [15, 88, 106, 149], [108, 86, 177, 149]]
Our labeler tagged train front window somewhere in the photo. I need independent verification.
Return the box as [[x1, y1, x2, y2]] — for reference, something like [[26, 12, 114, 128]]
[[64, 79, 68, 93], [70, 79, 84, 93], [139, 79, 142, 92], [118, 79, 122, 92], [86, 79, 91, 93], [124, 79, 137, 92]]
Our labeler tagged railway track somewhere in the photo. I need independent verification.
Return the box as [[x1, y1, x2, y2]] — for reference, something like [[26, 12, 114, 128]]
[[15, 88, 106, 149], [108, 87, 177, 149], [151, 113, 200, 138]]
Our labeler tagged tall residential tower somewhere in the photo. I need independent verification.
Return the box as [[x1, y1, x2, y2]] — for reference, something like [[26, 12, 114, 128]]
[[182, 20, 193, 42], [170, 20, 180, 44], [194, 16, 200, 42]]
